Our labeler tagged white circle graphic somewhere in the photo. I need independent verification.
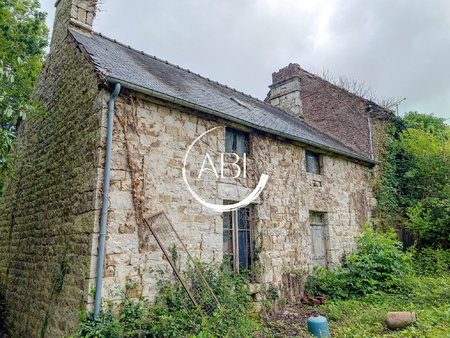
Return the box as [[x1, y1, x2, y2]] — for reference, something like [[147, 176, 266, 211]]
[[182, 126, 269, 212]]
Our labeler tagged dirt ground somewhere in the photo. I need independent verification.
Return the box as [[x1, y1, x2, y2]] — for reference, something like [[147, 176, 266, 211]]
[[263, 305, 319, 337]]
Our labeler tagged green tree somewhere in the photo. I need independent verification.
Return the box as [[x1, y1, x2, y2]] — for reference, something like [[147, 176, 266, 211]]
[[0, 0, 48, 191], [376, 112, 450, 249], [402, 111, 448, 132], [401, 124, 449, 249]]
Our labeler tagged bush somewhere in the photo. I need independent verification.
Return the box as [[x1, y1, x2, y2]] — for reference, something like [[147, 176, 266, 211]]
[[76, 262, 260, 337], [413, 247, 450, 276], [305, 228, 413, 299], [407, 198, 450, 249], [304, 267, 350, 300]]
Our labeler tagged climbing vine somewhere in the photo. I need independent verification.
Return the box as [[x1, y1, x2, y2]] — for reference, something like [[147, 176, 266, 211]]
[[39, 311, 49, 338], [51, 243, 68, 292], [115, 96, 148, 250]]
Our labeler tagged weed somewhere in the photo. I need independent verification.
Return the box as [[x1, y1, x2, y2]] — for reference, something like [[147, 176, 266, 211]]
[[76, 262, 261, 337]]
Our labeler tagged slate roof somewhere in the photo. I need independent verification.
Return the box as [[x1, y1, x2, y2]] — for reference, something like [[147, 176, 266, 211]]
[[70, 29, 375, 164]]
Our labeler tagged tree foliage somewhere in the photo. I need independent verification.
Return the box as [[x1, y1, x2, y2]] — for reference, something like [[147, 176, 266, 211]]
[[376, 111, 449, 249], [0, 0, 48, 190]]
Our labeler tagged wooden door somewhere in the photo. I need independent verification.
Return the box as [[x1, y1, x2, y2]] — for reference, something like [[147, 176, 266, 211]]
[[310, 225, 327, 268]]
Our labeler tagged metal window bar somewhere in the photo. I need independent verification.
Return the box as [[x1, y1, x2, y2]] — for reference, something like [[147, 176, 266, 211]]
[[248, 206, 255, 281], [223, 212, 234, 271], [144, 211, 221, 317], [224, 206, 254, 279]]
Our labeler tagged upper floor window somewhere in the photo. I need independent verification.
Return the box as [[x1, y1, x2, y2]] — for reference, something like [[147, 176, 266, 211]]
[[225, 127, 249, 156], [306, 150, 321, 174], [310, 211, 325, 225]]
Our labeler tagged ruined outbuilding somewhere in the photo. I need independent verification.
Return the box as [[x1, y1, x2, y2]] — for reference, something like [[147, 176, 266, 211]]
[[0, 1, 392, 336], [267, 63, 395, 161]]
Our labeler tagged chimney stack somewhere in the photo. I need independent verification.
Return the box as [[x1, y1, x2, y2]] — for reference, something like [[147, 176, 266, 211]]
[[51, 0, 97, 51], [269, 63, 303, 119]]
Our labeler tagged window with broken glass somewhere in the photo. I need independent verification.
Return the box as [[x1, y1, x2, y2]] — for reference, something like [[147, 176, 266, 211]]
[[306, 150, 321, 174], [223, 206, 253, 275], [225, 127, 249, 156]]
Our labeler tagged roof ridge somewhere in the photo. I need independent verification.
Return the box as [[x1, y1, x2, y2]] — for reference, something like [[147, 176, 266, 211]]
[[92, 31, 285, 112]]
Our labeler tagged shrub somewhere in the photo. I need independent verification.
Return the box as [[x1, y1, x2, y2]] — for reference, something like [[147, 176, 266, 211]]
[[413, 247, 450, 276], [304, 267, 350, 300], [76, 304, 122, 337], [305, 228, 413, 299], [76, 262, 260, 337], [407, 198, 450, 250]]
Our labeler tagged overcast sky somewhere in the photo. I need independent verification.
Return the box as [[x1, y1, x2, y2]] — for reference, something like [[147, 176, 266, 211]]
[[41, 0, 450, 120]]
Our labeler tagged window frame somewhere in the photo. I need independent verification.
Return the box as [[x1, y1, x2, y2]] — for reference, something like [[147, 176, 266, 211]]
[[223, 205, 254, 276], [225, 127, 250, 156], [305, 150, 322, 175], [309, 210, 325, 226]]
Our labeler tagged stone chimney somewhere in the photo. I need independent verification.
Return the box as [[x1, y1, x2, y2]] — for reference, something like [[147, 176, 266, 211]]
[[50, 0, 97, 50], [269, 63, 303, 119]]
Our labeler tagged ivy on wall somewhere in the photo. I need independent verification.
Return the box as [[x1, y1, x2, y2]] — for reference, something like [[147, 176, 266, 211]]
[[375, 112, 449, 249]]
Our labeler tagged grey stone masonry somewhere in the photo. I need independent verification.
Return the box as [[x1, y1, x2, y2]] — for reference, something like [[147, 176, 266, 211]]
[[51, 0, 97, 50], [269, 76, 303, 118]]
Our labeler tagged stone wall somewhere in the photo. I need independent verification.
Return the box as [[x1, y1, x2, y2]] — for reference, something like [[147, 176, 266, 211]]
[[269, 76, 303, 118], [98, 90, 375, 306], [0, 35, 104, 336]]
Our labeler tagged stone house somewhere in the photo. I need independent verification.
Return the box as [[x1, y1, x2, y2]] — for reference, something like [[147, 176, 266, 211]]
[[0, 1, 389, 336]]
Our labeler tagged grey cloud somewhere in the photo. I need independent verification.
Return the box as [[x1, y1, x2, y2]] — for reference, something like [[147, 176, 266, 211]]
[[41, 0, 450, 119]]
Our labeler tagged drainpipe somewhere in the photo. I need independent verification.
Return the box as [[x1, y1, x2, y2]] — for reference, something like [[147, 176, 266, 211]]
[[94, 83, 121, 317], [367, 115, 374, 161]]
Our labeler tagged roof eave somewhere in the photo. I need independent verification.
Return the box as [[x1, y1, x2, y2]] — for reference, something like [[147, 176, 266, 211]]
[[106, 76, 379, 166]]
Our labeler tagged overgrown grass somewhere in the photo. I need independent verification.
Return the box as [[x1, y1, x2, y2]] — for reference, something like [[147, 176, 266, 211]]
[[298, 274, 450, 337], [300, 229, 450, 337]]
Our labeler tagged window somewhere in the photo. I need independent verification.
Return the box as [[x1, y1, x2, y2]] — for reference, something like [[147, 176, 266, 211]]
[[306, 150, 321, 174], [223, 206, 253, 274], [225, 127, 249, 155], [310, 211, 324, 225], [309, 211, 327, 268]]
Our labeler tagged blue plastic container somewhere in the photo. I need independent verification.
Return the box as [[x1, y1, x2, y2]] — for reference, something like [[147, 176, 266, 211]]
[[307, 315, 330, 337]]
